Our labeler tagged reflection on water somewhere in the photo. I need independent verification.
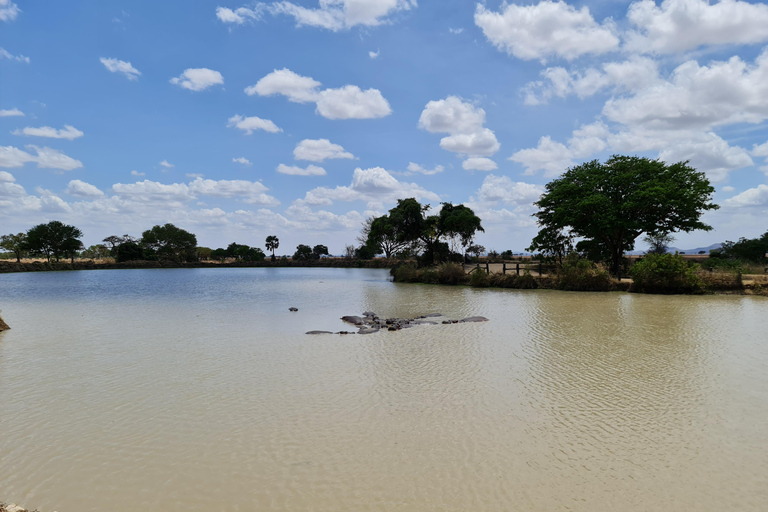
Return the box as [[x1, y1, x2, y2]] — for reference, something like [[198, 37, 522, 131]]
[[0, 269, 766, 511]]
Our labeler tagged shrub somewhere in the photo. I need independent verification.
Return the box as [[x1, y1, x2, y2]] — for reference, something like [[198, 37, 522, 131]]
[[552, 253, 613, 291], [487, 272, 538, 289], [469, 267, 490, 287], [629, 253, 703, 294], [437, 263, 467, 285], [391, 263, 421, 283]]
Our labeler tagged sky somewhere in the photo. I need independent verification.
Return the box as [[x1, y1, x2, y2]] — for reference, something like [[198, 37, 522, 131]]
[[1, 0, 767, 254]]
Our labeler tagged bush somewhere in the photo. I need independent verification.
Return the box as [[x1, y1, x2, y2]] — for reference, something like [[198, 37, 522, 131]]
[[629, 253, 703, 294], [469, 268, 490, 287], [487, 272, 538, 289], [552, 253, 613, 291], [391, 263, 421, 283], [437, 263, 467, 285]]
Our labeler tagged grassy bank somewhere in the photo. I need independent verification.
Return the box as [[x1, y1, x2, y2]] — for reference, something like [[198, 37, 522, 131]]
[[0, 258, 399, 274]]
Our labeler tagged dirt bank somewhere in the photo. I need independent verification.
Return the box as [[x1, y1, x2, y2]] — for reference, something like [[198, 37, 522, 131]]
[[0, 314, 9, 331]]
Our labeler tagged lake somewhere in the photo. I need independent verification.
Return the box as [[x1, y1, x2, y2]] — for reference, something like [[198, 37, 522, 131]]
[[1, 268, 766, 511]]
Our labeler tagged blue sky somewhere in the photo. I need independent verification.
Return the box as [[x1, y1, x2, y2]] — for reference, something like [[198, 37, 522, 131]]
[[1, 0, 767, 254]]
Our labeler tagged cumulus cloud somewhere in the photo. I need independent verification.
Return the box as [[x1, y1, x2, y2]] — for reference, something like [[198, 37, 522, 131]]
[[12, 125, 84, 140], [0, 108, 24, 117], [66, 180, 105, 198], [100, 57, 141, 80], [131, 170, 145, 177], [0, 0, 20, 22], [299, 166, 440, 206], [293, 138, 354, 162], [625, 0, 768, 55], [369, 49, 380, 59], [276, 163, 327, 176], [475, 1, 619, 62], [215, 5, 265, 24], [462, 157, 497, 171], [418, 96, 500, 157], [0, 47, 29, 63], [268, 0, 416, 31], [246, 68, 391, 119], [724, 184, 768, 207], [170, 68, 224, 91], [111, 177, 280, 206], [523, 56, 661, 105], [465, 175, 544, 230], [406, 162, 444, 175], [159, 160, 174, 168], [0, 145, 83, 171], [227, 114, 282, 134], [233, 157, 252, 165]]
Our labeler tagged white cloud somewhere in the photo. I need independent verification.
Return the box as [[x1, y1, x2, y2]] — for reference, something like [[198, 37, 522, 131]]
[[276, 163, 327, 176], [523, 56, 661, 105], [406, 162, 444, 175], [111, 177, 279, 206], [293, 138, 354, 162], [656, 132, 753, 182], [0, 47, 29, 63], [300, 166, 440, 205], [724, 184, 768, 207], [0, 108, 24, 117], [269, 0, 416, 31], [475, 1, 619, 62], [245, 67, 321, 102], [625, 0, 768, 55], [131, 170, 145, 177], [472, 175, 544, 205], [186, 173, 204, 178], [462, 157, 497, 171], [66, 180, 105, 198], [233, 157, 252, 165], [0, 145, 83, 171], [285, 203, 364, 231], [449, 27, 463, 34], [227, 114, 282, 134], [215, 5, 265, 24], [418, 96, 500, 157], [722, 185, 735, 193], [246, 68, 391, 119], [369, 49, 380, 59], [751, 141, 768, 157], [159, 160, 174, 168], [99, 57, 141, 81], [170, 68, 224, 91], [12, 125, 84, 140], [0, 0, 20, 22]]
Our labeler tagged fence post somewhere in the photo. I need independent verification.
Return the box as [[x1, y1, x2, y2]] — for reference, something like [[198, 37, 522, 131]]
[[516, 262, 520, 275], [503, 262, 506, 274], [539, 261, 542, 276], [476, 263, 480, 273], [486, 262, 489, 274]]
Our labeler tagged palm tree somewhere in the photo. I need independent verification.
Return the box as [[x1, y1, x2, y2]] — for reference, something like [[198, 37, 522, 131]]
[[265, 235, 279, 261]]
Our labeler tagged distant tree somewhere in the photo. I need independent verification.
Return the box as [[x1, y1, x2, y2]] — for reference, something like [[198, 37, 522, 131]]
[[102, 234, 136, 256], [365, 215, 410, 258], [438, 202, 484, 256], [527, 226, 574, 266], [312, 244, 329, 260], [196, 247, 212, 260], [265, 235, 280, 261], [81, 244, 110, 260], [531, 156, 718, 274], [0, 232, 28, 262], [210, 248, 228, 261], [467, 244, 486, 259], [26, 221, 84, 262], [344, 245, 355, 259], [140, 224, 197, 262], [644, 232, 674, 255], [354, 243, 377, 260], [293, 244, 312, 260], [116, 241, 144, 262]]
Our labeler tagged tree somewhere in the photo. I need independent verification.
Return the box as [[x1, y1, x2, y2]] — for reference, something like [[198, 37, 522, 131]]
[[531, 156, 718, 274], [103, 235, 136, 256], [293, 244, 312, 260], [81, 244, 110, 260], [116, 241, 144, 262], [644, 232, 675, 255], [0, 232, 28, 262], [26, 221, 84, 262], [527, 226, 574, 265], [366, 215, 409, 258], [344, 245, 355, 259], [312, 244, 329, 259], [265, 235, 279, 261], [717, 231, 768, 262], [437, 202, 484, 255], [140, 224, 197, 262]]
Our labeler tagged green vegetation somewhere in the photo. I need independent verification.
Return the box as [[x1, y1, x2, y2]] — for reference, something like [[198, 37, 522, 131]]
[[265, 235, 279, 261], [629, 254, 704, 294], [529, 155, 718, 275], [140, 224, 198, 263], [391, 262, 538, 289], [0, 233, 28, 262], [550, 253, 613, 291], [26, 221, 84, 263]]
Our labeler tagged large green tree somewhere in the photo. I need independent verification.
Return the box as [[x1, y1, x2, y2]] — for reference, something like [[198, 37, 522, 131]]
[[437, 202, 484, 255], [141, 223, 197, 262], [530, 155, 718, 274], [0, 232, 28, 262], [26, 221, 84, 262]]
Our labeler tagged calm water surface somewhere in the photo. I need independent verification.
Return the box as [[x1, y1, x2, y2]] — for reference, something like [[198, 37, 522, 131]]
[[0, 268, 766, 511]]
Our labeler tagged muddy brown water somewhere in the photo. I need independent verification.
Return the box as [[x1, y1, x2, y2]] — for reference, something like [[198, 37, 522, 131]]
[[0, 268, 766, 511]]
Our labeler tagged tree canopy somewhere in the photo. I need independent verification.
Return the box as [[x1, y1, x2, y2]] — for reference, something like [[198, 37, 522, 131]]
[[26, 221, 84, 262], [265, 235, 279, 261], [529, 155, 718, 273], [140, 223, 197, 262], [0, 232, 28, 262]]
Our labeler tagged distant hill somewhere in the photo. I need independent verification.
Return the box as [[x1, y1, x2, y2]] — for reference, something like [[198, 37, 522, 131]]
[[628, 243, 722, 256]]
